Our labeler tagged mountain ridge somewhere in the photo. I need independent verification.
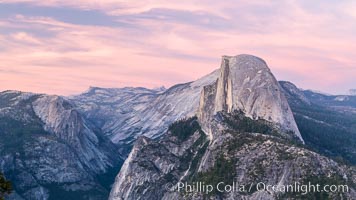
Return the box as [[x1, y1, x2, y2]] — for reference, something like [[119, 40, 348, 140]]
[[1, 54, 356, 199], [106, 55, 356, 200]]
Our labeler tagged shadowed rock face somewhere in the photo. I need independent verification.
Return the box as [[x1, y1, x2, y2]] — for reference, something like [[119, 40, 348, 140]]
[[198, 55, 303, 142], [278, 81, 311, 106]]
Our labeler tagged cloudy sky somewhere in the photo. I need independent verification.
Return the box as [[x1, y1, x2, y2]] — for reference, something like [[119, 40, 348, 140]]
[[0, 0, 355, 95]]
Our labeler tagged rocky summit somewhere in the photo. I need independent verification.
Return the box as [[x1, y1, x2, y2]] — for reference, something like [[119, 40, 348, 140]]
[[108, 55, 355, 200], [198, 55, 303, 142]]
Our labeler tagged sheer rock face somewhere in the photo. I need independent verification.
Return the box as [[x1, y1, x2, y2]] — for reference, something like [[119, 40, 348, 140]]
[[198, 55, 303, 142], [32, 95, 114, 173]]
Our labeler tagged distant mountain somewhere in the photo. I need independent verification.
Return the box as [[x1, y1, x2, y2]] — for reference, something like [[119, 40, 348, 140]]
[[280, 81, 356, 165], [69, 70, 220, 156], [302, 89, 356, 113], [109, 55, 356, 199], [152, 86, 167, 93], [0, 91, 122, 200], [350, 89, 356, 96]]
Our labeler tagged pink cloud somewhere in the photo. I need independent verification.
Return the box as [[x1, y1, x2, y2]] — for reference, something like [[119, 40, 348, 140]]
[[0, 1, 355, 95], [11, 32, 42, 44]]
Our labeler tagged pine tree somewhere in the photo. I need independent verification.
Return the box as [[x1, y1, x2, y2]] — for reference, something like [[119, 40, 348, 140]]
[[0, 173, 12, 200]]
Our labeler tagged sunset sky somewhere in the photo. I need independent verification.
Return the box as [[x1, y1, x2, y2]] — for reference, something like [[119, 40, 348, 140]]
[[0, 0, 355, 95]]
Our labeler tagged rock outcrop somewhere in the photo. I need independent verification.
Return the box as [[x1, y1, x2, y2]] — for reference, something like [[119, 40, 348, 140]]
[[109, 113, 356, 200], [106, 55, 356, 200], [109, 117, 209, 200], [198, 55, 303, 142]]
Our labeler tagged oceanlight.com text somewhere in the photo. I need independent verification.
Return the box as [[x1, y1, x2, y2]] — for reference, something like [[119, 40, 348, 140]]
[[165, 181, 349, 195]]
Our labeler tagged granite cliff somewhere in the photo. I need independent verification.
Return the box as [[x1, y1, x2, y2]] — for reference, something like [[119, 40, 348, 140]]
[[108, 55, 355, 199]]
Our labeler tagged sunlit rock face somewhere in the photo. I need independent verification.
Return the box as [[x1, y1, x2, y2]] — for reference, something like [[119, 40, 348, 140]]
[[198, 54, 303, 142]]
